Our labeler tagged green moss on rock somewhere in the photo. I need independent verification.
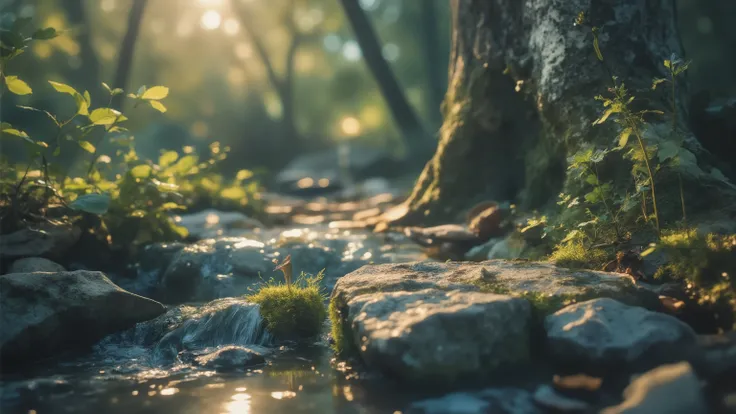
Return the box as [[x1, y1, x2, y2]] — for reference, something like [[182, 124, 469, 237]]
[[247, 272, 327, 340], [548, 241, 611, 269], [328, 298, 357, 357]]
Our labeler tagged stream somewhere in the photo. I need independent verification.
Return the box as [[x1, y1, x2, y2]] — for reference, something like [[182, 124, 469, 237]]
[[0, 196, 435, 414]]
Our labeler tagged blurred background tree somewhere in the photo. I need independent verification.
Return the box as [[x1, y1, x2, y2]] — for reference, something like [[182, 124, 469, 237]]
[[1, 0, 732, 187], [0, 0, 451, 183]]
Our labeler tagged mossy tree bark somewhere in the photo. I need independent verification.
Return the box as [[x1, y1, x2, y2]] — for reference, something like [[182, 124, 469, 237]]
[[390, 0, 736, 229]]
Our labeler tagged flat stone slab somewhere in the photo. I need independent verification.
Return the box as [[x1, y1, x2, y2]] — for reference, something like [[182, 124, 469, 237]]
[[347, 288, 532, 384], [332, 260, 660, 314]]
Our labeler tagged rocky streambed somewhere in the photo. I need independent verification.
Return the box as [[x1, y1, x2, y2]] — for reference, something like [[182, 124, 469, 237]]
[[1, 208, 735, 413]]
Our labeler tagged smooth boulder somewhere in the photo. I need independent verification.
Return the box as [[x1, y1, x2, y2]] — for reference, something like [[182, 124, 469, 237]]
[[601, 362, 708, 414], [7, 257, 65, 274], [545, 298, 697, 373], [406, 388, 540, 414], [0, 271, 166, 369], [194, 345, 266, 371], [0, 221, 80, 260]]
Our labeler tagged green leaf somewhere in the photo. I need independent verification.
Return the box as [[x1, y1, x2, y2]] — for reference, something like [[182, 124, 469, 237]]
[[158, 202, 186, 211], [651, 78, 667, 90], [111, 88, 123, 96], [53, 147, 61, 156], [236, 169, 254, 181], [172, 224, 189, 238], [158, 150, 179, 167], [84, 90, 91, 106], [593, 108, 615, 125], [141, 86, 169, 100], [584, 191, 600, 204], [32, 27, 58, 40], [69, 193, 111, 215], [5, 76, 32, 95], [102, 82, 112, 93], [1, 122, 28, 138], [663, 60, 671, 69], [593, 36, 604, 61], [74, 93, 89, 115], [0, 29, 26, 49], [221, 186, 246, 200], [17, 105, 59, 126], [148, 100, 167, 113], [89, 108, 124, 125], [657, 141, 680, 162], [640, 244, 657, 257], [585, 174, 599, 185], [78, 140, 96, 153], [130, 210, 146, 218], [618, 128, 632, 148], [49, 81, 88, 115], [49, 80, 79, 95], [166, 155, 198, 176], [131, 164, 152, 178]]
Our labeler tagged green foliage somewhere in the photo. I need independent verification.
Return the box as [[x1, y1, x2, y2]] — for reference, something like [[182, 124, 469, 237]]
[[548, 241, 611, 270], [247, 271, 327, 341], [650, 230, 736, 328], [0, 18, 263, 252]]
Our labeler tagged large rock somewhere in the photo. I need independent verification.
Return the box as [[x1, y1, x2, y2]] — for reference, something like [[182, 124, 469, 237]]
[[347, 288, 531, 384], [601, 362, 708, 414], [545, 298, 697, 373], [331, 261, 661, 316], [7, 257, 65, 274], [406, 388, 540, 414], [0, 221, 80, 260], [0, 271, 166, 369]]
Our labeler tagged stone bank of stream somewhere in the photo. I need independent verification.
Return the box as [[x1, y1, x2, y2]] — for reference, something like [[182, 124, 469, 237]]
[[2, 200, 735, 413], [0, 206, 430, 414]]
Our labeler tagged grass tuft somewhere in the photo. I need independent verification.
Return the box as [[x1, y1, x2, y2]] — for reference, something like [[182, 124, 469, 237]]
[[247, 270, 327, 340], [548, 241, 610, 269]]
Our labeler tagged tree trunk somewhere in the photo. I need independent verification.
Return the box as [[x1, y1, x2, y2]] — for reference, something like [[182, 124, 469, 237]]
[[389, 0, 736, 229], [111, 0, 148, 110], [231, 0, 302, 152], [339, 0, 432, 160]]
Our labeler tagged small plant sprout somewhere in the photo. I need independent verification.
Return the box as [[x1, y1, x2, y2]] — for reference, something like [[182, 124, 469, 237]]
[[652, 54, 691, 223], [273, 254, 293, 291]]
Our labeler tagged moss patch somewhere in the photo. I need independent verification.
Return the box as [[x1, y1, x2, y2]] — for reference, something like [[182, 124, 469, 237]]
[[654, 229, 736, 329], [247, 271, 327, 340], [473, 279, 577, 316], [328, 298, 357, 357], [548, 241, 611, 269]]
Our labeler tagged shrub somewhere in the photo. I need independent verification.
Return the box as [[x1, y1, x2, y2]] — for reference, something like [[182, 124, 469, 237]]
[[247, 271, 327, 341]]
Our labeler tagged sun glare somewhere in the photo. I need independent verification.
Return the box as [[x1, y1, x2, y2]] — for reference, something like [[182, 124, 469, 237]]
[[201, 10, 222, 30], [340, 117, 361, 136]]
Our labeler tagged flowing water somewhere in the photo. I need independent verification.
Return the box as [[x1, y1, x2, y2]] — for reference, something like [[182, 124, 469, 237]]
[[0, 215, 431, 414]]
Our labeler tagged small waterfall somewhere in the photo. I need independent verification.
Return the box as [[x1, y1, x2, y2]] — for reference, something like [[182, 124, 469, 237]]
[[152, 298, 272, 364]]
